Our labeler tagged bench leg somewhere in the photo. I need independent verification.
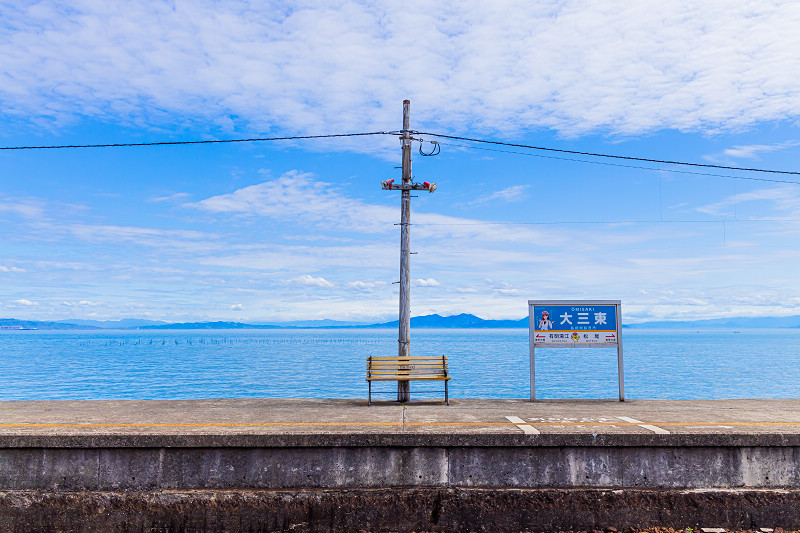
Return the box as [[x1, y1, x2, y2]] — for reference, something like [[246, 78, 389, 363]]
[[445, 380, 449, 406], [368, 381, 371, 406]]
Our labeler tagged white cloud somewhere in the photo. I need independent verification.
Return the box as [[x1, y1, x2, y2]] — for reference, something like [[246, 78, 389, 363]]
[[281, 274, 334, 288], [61, 300, 100, 307], [470, 185, 529, 206], [59, 223, 221, 252], [696, 185, 800, 217], [0, 198, 44, 218], [3, 1, 800, 137], [149, 192, 191, 203], [415, 278, 441, 287], [229, 304, 244, 310], [13, 299, 38, 306], [190, 172, 552, 245], [188, 171, 397, 232], [719, 140, 800, 160], [488, 280, 521, 295], [0, 266, 26, 273], [346, 280, 387, 292]]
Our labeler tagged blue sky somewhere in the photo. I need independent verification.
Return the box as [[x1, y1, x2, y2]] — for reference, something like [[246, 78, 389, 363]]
[[2, 0, 800, 323]]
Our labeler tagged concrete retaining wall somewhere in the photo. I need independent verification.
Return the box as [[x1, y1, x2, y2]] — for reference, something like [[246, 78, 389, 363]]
[[1, 488, 799, 532], [1, 434, 799, 531], [1, 446, 800, 491]]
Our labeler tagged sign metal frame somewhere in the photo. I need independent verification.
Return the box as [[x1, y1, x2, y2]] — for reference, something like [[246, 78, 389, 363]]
[[528, 299, 624, 402]]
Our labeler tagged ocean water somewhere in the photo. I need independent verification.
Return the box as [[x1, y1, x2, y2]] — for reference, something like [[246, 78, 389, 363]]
[[0, 328, 798, 401]]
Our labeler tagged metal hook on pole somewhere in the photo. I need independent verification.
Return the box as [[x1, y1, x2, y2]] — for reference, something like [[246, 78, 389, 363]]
[[419, 140, 440, 157]]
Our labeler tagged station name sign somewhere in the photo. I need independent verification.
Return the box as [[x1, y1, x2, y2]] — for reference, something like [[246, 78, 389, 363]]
[[527, 300, 624, 401], [529, 301, 620, 346]]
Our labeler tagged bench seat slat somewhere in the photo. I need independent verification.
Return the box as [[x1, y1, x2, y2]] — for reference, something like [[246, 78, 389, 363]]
[[368, 356, 446, 359], [368, 375, 449, 379], [368, 375, 449, 380], [368, 366, 445, 370], [368, 360, 447, 364]]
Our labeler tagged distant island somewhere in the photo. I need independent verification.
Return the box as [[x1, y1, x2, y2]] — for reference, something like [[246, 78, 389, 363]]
[[3, 313, 800, 330]]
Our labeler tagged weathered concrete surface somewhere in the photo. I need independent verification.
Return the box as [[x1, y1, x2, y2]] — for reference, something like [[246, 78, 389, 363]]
[[1, 488, 799, 532], [2, 398, 799, 438], [1, 445, 799, 490], [1, 398, 799, 531]]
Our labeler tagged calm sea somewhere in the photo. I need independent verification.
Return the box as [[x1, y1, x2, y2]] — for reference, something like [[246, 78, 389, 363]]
[[0, 328, 798, 401]]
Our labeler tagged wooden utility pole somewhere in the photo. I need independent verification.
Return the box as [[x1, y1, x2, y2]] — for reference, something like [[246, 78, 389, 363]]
[[398, 100, 413, 402], [381, 100, 437, 402]]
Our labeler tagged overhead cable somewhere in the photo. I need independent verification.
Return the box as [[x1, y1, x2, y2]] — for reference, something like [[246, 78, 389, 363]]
[[0, 132, 392, 151], [434, 140, 800, 185], [416, 131, 800, 176], [3, 127, 798, 178]]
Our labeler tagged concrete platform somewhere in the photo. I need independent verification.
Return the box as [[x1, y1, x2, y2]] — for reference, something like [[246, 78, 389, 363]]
[[1, 398, 799, 532], [2, 397, 799, 437]]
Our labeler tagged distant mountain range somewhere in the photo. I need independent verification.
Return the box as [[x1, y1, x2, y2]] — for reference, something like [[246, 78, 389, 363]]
[[624, 316, 800, 329], [358, 313, 528, 329], [3, 313, 800, 330]]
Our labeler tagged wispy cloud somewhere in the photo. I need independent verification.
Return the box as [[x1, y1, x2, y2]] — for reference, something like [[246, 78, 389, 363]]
[[469, 185, 529, 206], [696, 185, 800, 218], [12, 299, 38, 306], [59, 223, 221, 252], [0, 266, 26, 273], [149, 192, 191, 203], [187, 171, 397, 232], [0, 197, 45, 218], [281, 274, 334, 288], [346, 280, 387, 292], [189, 172, 552, 245], [487, 280, 520, 295], [719, 140, 800, 160], [3, 2, 800, 137], [61, 300, 100, 307]]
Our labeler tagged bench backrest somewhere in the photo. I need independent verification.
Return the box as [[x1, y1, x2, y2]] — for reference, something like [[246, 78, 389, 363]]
[[367, 356, 449, 379]]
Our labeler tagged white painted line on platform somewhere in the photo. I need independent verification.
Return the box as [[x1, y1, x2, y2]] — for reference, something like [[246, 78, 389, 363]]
[[505, 416, 540, 435], [639, 424, 670, 434], [616, 416, 643, 424], [616, 416, 670, 434]]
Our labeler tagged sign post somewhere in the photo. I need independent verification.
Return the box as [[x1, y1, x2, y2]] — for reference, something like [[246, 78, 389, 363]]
[[528, 300, 624, 402]]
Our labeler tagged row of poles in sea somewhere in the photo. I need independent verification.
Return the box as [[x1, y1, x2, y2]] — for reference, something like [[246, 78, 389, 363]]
[[76, 337, 384, 347]]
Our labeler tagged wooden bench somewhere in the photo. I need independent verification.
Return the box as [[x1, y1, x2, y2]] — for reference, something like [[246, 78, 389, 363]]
[[366, 356, 450, 405]]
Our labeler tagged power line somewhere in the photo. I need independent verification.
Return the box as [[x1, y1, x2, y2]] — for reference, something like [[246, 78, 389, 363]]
[[417, 131, 800, 177], [413, 218, 800, 226], [433, 140, 800, 185], [0, 131, 391, 151], [2, 126, 798, 179]]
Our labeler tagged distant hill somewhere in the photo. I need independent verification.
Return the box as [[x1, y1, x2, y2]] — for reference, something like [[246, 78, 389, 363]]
[[0, 318, 101, 330], [138, 321, 283, 330], [140, 314, 526, 329], [6, 313, 800, 331], [57, 318, 169, 328], [132, 314, 526, 329], [627, 315, 800, 329], [361, 313, 528, 328], [256, 319, 373, 328]]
